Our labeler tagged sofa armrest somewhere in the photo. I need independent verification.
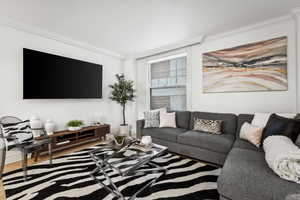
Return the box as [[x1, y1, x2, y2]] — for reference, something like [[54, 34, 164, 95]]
[[136, 120, 145, 139]]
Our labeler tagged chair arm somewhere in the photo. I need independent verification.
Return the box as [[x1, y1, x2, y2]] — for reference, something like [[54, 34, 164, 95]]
[[136, 120, 145, 139], [0, 137, 7, 179]]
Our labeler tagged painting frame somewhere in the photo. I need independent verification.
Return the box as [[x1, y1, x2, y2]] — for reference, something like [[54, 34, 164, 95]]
[[202, 36, 288, 93]]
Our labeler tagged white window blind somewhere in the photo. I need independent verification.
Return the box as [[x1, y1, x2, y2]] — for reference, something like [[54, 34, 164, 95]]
[[150, 56, 187, 110]]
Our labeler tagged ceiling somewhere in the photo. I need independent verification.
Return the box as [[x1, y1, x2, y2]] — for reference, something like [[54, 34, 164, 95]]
[[0, 0, 299, 57]]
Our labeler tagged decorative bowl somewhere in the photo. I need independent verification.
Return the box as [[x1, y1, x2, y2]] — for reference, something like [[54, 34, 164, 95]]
[[68, 126, 82, 131]]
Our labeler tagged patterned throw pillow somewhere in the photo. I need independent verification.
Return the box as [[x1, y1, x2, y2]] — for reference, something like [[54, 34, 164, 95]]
[[144, 108, 167, 128], [144, 111, 160, 128], [193, 118, 223, 134], [1, 120, 33, 147]]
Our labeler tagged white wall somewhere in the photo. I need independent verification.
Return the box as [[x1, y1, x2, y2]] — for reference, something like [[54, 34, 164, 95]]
[[191, 17, 297, 113], [135, 16, 298, 119], [123, 59, 137, 136], [0, 25, 124, 163]]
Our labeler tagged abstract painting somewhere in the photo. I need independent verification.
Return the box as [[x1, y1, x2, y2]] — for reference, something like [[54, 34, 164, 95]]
[[202, 36, 287, 93]]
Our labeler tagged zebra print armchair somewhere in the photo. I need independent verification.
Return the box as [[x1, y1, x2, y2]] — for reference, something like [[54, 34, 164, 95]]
[[0, 116, 22, 179]]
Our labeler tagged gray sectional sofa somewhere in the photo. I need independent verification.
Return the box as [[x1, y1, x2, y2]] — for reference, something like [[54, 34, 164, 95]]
[[137, 111, 237, 165], [136, 111, 300, 200]]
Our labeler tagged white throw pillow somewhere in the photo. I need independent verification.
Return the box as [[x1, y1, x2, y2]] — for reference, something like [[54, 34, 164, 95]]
[[160, 112, 176, 128], [240, 122, 263, 147], [252, 113, 296, 128]]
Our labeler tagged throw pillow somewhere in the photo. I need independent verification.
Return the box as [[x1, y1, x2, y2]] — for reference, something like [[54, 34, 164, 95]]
[[1, 120, 31, 137], [193, 118, 222, 134], [252, 113, 296, 128], [144, 110, 160, 128], [0, 120, 33, 148], [239, 122, 263, 147], [159, 112, 176, 128], [144, 108, 167, 128], [261, 114, 300, 145]]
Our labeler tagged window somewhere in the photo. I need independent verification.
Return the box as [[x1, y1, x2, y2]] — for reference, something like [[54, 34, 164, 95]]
[[149, 55, 187, 111]]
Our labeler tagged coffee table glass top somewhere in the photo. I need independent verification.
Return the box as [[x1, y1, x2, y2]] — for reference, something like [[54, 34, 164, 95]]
[[90, 140, 167, 176]]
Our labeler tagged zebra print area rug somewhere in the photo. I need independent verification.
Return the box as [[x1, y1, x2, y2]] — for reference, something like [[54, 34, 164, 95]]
[[3, 145, 221, 200]]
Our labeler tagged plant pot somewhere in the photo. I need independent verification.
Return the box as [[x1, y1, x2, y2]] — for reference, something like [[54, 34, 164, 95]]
[[120, 124, 130, 136], [68, 126, 81, 131]]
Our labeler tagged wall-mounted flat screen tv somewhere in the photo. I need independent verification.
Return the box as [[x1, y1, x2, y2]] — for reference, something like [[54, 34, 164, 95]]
[[23, 48, 102, 99]]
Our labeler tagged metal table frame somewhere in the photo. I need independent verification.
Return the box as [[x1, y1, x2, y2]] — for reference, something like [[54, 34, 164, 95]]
[[18, 138, 52, 181], [89, 142, 168, 200]]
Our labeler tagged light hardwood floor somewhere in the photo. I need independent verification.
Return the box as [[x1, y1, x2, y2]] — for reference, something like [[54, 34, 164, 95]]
[[0, 141, 101, 200]]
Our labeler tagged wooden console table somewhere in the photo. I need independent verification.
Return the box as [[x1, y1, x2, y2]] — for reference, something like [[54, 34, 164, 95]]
[[35, 124, 110, 156]]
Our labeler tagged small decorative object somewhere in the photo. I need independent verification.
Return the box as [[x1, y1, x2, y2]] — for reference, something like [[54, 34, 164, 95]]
[[45, 120, 55, 135], [202, 36, 287, 93], [67, 120, 84, 131], [94, 122, 103, 126], [105, 133, 114, 143], [30, 116, 43, 138], [109, 74, 136, 136], [114, 135, 126, 146], [141, 136, 152, 147]]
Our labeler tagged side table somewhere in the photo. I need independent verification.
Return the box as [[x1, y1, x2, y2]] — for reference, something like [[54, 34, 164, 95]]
[[17, 138, 52, 181]]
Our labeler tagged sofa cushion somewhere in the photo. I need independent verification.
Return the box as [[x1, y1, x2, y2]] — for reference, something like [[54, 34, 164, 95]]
[[174, 111, 191, 130], [177, 130, 235, 154], [218, 148, 300, 200], [233, 139, 263, 152], [141, 128, 187, 142], [190, 112, 237, 136]]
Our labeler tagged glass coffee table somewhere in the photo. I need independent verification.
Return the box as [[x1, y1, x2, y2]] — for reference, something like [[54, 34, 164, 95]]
[[89, 140, 168, 200]]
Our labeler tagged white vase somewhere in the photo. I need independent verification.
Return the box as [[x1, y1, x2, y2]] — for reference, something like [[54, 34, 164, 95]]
[[68, 126, 81, 131], [30, 116, 42, 129], [30, 116, 43, 138], [45, 120, 55, 135], [119, 125, 129, 136]]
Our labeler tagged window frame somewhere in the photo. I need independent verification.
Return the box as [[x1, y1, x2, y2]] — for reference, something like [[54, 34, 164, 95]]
[[147, 53, 188, 111]]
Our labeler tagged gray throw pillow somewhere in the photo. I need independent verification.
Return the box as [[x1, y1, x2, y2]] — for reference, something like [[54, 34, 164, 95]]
[[144, 111, 160, 128], [193, 118, 223, 134]]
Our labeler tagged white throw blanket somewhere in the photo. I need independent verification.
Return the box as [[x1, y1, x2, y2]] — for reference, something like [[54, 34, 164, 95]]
[[263, 136, 300, 184]]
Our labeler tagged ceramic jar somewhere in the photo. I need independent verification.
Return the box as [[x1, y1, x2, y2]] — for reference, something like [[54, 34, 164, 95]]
[[45, 120, 55, 135], [30, 116, 43, 138]]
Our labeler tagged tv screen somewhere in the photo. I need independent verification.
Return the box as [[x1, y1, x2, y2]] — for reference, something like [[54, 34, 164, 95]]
[[23, 48, 102, 99]]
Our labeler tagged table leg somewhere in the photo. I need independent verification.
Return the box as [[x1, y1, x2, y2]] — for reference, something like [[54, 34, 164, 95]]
[[128, 162, 167, 200], [48, 143, 52, 165], [21, 149, 28, 181]]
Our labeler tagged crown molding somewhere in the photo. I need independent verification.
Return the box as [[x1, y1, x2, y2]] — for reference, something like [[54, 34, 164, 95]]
[[205, 14, 292, 42], [132, 35, 205, 60], [132, 14, 293, 60], [0, 17, 125, 60]]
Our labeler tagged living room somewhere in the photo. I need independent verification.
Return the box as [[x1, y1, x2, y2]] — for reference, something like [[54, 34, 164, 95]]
[[1, 0, 300, 200]]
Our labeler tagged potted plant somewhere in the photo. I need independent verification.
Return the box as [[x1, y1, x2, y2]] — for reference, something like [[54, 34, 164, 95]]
[[109, 74, 136, 135], [67, 120, 84, 131]]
